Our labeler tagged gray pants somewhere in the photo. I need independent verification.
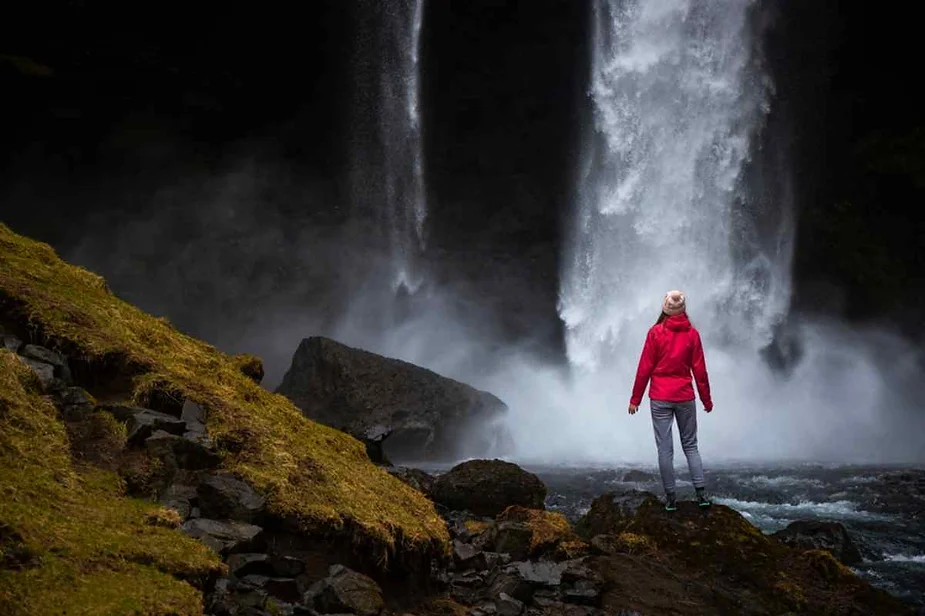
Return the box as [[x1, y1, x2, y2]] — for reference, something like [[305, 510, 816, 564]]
[[650, 399, 705, 494]]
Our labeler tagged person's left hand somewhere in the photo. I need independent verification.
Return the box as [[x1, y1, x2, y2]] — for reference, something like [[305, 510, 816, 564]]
[[628, 403, 638, 415]]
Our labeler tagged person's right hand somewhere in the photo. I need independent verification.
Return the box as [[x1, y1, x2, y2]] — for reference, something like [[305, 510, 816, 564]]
[[705, 406, 713, 413]]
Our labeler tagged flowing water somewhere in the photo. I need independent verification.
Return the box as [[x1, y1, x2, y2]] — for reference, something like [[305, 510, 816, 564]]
[[350, 0, 427, 292], [534, 464, 925, 607], [560, 0, 790, 370]]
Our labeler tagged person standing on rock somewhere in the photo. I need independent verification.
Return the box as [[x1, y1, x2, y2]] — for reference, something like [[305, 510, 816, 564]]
[[628, 290, 713, 512]]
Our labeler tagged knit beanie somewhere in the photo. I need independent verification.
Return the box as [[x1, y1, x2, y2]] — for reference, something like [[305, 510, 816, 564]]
[[662, 290, 686, 316]]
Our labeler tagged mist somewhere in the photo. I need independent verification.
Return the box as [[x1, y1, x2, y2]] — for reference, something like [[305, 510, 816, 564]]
[[44, 156, 923, 467]]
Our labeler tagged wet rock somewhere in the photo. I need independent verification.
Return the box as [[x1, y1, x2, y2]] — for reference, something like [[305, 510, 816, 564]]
[[198, 472, 266, 523], [432, 460, 547, 517], [145, 429, 221, 471], [575, 491, 655, 539], [306, 564, 383, 616], [496, 592, 524, 616], [181, 518, 263, 554], [276, 336, 510, 462], [504, 561, 566, 588], [386, 466, 435, 496], [772, 520, 863, 566], [621, 470, 656, 483]]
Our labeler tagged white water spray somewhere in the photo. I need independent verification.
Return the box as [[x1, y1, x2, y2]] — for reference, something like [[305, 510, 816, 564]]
[[380, 0, 428, 290], [490, 0, 925, 464], [560, 0, 789, 369]]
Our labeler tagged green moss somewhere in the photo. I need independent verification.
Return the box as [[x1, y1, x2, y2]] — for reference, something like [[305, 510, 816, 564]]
[[0, 351, 223, 615], [0, 224, 448, 564]]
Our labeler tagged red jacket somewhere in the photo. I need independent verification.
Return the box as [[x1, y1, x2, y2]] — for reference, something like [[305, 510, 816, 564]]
[[630, 314, 712, 410]]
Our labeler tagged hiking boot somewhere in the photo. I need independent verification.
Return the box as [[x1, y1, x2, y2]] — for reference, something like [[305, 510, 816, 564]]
[[695, 488, 712, 508], [664, 493, 678, 512]]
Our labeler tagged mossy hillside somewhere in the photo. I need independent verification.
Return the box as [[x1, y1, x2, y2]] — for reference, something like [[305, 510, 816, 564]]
[[0, 351, 223, 615], [0, 223, 449, 562]]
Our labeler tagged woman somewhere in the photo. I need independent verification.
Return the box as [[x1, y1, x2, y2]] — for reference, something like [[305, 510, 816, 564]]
[[628, 290, 713, 511]]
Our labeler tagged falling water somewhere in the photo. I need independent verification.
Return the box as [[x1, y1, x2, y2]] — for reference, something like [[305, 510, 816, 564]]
[[560, 0, 791, 369], [349, 0, 427, 292], [379, 0, 428, 290]]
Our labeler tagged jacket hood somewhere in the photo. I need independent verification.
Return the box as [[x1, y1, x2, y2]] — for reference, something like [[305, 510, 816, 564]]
[[664, 313, 692, 332]]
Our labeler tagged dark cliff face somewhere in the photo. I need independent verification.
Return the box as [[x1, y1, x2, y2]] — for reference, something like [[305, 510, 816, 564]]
[[1, 0, 921, 364]]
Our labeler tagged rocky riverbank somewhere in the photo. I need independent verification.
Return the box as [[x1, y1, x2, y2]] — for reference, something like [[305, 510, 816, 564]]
[[0, 223, 917, 615]]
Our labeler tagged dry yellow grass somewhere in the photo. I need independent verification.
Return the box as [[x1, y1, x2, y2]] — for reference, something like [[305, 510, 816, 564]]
[[0, 223, 448, 564], [0, 351, 224, 615], [497, 506, 576, 554]]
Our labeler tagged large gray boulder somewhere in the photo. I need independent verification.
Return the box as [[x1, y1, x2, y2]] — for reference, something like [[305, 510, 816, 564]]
[[275, 336, 511, 462]]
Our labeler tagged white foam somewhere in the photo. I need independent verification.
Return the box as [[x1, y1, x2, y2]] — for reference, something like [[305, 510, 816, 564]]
[[883, 554, 925, 564], [716, 497, 890, 522], [743, 475, 825, 489]]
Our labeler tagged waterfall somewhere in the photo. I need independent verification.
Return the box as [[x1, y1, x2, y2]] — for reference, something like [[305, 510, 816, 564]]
[[350, 0, 427, 292], [560, 0, 792, 370], [379, 0, 428, 290]]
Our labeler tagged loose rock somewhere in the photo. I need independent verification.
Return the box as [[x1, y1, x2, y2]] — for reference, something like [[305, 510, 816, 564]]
[[772, 520, 863, 566], [198, 472, 266, 523], [432, 460, 547, 517], [306, 564, 384, 616], [181, 518, 263, 554]]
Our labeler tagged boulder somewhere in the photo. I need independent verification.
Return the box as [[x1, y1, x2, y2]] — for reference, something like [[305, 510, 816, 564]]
[[772, 520, 863, 565], [159, 481, 199, 520], [145, 430, 221, 472], [496, 592, 525, 616], [495, 506, 576, 559], [432, 460, 547, 517], [575, 491, 655, 539], [20, 344, 71, 383], [305, 564, 384, 616], [125, 409, 187, 444], [197, 472, 266, 523], [180, 400, 208, 441], [18, 355, 64, 392], [181, 518, 263, 554], [275, 336, 511, 462], [386, 466, 435, 496], [503, 561, 567, 588]]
